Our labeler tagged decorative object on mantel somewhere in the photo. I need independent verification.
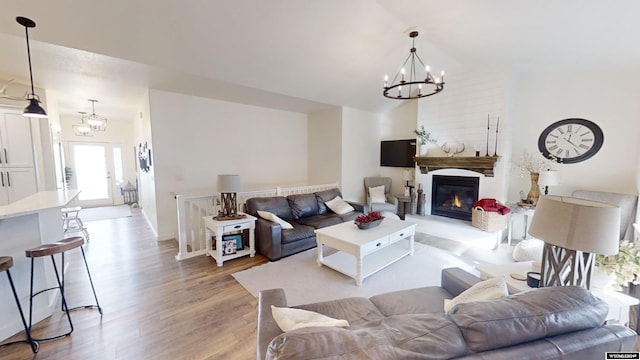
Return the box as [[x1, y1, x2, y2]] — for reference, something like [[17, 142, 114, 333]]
[[72, 111, 93, 137], [596, 240, 640, 291], [216, 174, 246, 220], [484, 115, 500, 156], [529, 196, 620, 289], [414, 156, 499, 177], [354, 212, 384, 230], [441, 142, 465, 157], [413, 125, 437, 155], [85, 99, 107, 131], [16, 16, 47, 118], [513, 150, 553, 206], [0, 79, 27, 101], [383, 30, 445, 99]]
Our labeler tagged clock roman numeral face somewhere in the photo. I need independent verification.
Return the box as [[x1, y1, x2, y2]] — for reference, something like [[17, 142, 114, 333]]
[[537, 119, 604, 164]]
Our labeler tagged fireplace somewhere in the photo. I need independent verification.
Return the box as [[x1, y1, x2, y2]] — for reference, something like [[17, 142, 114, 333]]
[[431, 175, 479, 221]]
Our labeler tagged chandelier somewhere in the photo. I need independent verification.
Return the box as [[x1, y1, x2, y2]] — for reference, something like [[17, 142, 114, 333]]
[[72, 112, 93, 137], [85, 99, 107, 131], [383, 31, 445, 100]]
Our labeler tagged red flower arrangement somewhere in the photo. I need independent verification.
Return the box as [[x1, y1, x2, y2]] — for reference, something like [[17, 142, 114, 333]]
[[355, 211, 384, 223]]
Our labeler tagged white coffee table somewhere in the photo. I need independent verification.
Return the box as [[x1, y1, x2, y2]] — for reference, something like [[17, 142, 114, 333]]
[[315, 218, 416, 286]]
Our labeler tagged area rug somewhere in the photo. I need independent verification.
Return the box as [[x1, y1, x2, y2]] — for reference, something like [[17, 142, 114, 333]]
[[232, 242, 479, 306], [81, 205, 132, 222]]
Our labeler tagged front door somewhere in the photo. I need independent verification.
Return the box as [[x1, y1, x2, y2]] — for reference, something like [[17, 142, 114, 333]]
[[66, 142, 124, 207]]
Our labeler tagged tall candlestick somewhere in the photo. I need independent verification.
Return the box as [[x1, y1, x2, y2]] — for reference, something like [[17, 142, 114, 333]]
[[493, 116, 500, 156], [485, 114, 490, 156]]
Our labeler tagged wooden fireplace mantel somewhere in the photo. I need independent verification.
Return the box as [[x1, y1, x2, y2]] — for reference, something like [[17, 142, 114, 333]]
[[414, 156, 500, 177]]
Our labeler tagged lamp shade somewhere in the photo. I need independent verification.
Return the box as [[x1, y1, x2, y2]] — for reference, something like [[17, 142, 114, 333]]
[[217, 175, 240, 193], [538, 170, 559, 187], [23, 97, 48, 118], [529, 196, 620, 255]]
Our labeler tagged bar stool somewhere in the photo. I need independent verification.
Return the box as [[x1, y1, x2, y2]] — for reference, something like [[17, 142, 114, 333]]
[[62, 206, 90, 240], [0, 256, 39, 353], [25, 237, 102, 341]]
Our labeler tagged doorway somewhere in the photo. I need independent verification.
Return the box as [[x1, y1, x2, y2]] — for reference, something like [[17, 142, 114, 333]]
[[66, 142, 125, 207]]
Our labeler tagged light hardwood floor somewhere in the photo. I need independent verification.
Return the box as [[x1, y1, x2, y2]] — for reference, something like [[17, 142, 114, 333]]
[[0, 208, 268, 360]]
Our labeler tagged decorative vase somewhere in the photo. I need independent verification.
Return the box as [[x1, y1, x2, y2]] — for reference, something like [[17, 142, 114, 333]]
[[526, 172, 541, 205], [419, 142, 428, 155]]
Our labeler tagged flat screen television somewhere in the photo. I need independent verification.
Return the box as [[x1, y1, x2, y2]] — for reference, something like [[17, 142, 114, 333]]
[[380, 139, 416, 168]]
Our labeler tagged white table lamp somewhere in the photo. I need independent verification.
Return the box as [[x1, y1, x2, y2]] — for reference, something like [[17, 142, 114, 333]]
[[538, 169, 560, 195], [529, 196, 620, 289]]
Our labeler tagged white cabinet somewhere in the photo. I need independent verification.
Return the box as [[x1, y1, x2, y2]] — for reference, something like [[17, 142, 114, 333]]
[[0, 108, 37, 205], [1, 112, 35, 167]]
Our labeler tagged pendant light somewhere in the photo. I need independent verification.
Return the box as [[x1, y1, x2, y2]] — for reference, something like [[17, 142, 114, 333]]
[[85, 99, 107, 131], [72, 112, 93, 137], [16, 16, 47, 118]]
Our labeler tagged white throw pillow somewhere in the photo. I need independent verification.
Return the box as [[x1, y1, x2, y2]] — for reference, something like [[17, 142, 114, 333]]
[[325, 196, 355, 215], [257, 210, 294, 230], [369, 185, 387, 204], [271, 305, 349, 332], [444, 277, 508, 313]]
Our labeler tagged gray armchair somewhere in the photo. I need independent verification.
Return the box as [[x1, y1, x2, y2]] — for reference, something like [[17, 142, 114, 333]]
[[364, 177, 398, 214], [571, 190, 638, 241]]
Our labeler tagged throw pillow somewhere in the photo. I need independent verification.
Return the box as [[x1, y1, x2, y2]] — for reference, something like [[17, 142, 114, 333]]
[[257, 210, 294, 230], [271, 305, 349, 332], [443, 277, 508, 313], [325, 196, 355, 215], [369, 185, 387, 204]]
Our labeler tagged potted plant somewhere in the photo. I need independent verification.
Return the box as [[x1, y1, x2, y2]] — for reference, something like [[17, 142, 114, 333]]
[[596, 240, 640, 293], [414, 125, 437, 155]]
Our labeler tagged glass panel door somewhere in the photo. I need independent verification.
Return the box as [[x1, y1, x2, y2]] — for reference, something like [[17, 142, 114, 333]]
[[67, 142, 125, 207]]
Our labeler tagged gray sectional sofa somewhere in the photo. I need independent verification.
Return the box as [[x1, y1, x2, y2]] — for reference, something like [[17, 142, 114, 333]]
[[257, 267, 637, 359], [245, 188, 364, 261]]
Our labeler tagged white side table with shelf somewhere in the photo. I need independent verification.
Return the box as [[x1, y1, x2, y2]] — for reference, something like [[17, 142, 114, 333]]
[[203, 213, 257, 267], [506, 203, 536, 245]]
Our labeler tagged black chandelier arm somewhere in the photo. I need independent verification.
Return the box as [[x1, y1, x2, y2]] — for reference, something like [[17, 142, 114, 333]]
[[383, 80, 444, 99]]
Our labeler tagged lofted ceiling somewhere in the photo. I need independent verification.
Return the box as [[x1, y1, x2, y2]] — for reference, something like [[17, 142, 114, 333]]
[[0, 0, 638, 121]]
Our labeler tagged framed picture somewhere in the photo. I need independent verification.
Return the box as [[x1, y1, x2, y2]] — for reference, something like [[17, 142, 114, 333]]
[[222, 238, 237, 256], [222, 234, 244, 252]]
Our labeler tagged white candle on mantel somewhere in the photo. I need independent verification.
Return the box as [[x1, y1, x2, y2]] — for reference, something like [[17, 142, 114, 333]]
[[401, 68, 405, 82], [441, 70, 445, 82], [384, 74, 388, 88]]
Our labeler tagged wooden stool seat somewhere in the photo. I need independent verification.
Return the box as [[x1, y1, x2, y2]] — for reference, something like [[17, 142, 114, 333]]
[[61, 207, 90, 241], [61, 206, 82, 213], [24, 237, 102, 342], [0, 256, 39, 353], [0, 256, 13, 273], [25, 237, 85, 258]]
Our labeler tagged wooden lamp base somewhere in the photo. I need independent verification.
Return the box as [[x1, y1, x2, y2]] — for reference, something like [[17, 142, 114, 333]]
[[215, 192, 246, 221], [540, 243, 594, 289]]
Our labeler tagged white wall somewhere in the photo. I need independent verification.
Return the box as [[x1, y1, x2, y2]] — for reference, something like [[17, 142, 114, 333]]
[[148, 89, 309, 240], [510, 69, 640, 199], [308, 107, 342, 186]]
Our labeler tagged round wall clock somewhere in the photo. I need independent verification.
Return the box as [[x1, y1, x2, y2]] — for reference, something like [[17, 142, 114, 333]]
[[537, 118, 604, 164]]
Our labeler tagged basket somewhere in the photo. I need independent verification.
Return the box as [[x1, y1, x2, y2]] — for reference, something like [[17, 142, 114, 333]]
[[472, 206, 507, 232]]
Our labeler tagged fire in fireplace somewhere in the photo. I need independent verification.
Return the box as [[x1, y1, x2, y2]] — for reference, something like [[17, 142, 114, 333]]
[[431, 175, 479, 221]]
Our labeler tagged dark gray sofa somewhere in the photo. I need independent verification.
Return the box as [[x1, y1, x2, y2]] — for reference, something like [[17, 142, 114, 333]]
[[257, 267, 637, 359], [245, 188, 364, 261]]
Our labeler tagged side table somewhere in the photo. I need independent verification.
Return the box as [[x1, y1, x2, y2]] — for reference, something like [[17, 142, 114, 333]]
[[476, 261, 640, 327], [395, 195, 414, 220], [203, 213, 256, 267], [507, 203, 536, 245]]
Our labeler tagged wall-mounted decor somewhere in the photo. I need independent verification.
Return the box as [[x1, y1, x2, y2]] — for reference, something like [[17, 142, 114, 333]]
[[538, 118, 604, 164], [138, 142, 152, 172]]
